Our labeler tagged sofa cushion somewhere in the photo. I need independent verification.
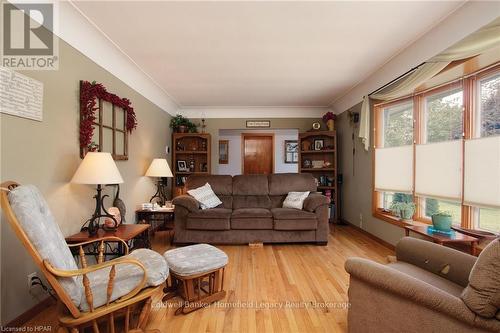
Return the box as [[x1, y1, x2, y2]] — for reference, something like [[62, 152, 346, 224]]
[[233, 175, 269, 195], [164, 244, 228, 277], [80, 249, 169, 311], [268, 173, 316, 195], [283, 191, 310, 210], [274, 219, 318, 231], [461, 238, 500, 318], [186, 208, 232, 230], [232, 208, 272, 218], [233, 195, 271, 210], [271, 208, 317, 220], [187, 183, 222, 209], [231, 208, 273, 230], [186, 175, 233, 195], [388, 261, 464, 297]]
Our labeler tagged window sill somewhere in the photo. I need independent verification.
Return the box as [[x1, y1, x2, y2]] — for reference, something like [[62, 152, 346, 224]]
[[373, 211, 430, 228]]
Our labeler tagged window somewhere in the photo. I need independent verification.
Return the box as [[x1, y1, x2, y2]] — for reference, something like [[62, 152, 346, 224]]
[[424, 88, 463, 143], [373, 63, 500, 231], [423, 198, 461, 224], [477, 73, 500, 137], [475, 208, 500, 233], [382, 101, 413, 147]]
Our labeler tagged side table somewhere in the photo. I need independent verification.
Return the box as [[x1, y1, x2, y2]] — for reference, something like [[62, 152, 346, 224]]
[[66, 224, 151, 257], [136, 208, 175, 237], [404, 225, 479, 255]]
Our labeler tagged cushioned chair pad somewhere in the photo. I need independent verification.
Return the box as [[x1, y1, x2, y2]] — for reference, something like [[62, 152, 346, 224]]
[[164, 244, 228, 277], [79, 248, 169, 311]]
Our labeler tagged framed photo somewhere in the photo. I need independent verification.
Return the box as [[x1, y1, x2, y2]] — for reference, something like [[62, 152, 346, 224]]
[[314, 139, 324, 151], [219, 140, 229, 164], [284, 140, 298, 163], [177, 160, 188, 172], [246, 120, 271, 128]]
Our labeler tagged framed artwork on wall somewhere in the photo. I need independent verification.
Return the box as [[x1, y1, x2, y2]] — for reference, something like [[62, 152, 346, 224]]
[[219, 140, 229, 164], [246, 120, 271, 128], [284, 140, 298, 163]]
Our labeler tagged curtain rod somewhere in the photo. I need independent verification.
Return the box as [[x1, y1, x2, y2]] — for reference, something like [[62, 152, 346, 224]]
[[368, 62, 425, 97]]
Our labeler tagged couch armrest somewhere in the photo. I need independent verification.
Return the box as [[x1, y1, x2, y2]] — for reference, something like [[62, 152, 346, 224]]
[[172, 195, 200, 213], [396, 237, 477, 287], [345, 257, 475, 323], [303, 193, 329, 212]]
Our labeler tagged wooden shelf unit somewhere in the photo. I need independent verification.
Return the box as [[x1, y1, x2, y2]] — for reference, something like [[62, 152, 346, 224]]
[[172, 133, 211, 198], [299, 131, 338, 222]]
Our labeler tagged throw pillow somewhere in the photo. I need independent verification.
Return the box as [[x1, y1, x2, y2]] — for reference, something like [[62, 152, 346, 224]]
[[461, 238, 500, 318], [187, 183, 222, 210], [282, 191, 310, 210]]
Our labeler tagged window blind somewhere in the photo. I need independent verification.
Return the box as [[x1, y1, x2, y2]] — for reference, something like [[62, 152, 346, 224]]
[[464, 136, 500, 208], [415, 140, 462, 200], [375, 145, 413, 193]]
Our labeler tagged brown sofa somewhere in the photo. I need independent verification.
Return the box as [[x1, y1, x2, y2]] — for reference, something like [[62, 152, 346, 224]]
[[172, 173, 330, 245], [345, 237, 500, 333]]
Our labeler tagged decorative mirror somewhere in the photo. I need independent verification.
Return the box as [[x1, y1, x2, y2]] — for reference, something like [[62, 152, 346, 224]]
[[79, 80, 137, 160]]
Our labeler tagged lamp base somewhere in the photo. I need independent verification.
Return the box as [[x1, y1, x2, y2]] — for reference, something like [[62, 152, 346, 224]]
[[82, 184, 118, 236], [150, 178, 169, 206]]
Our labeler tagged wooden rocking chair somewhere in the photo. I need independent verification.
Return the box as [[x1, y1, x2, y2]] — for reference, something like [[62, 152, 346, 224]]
[[1, 181, 168, 332]]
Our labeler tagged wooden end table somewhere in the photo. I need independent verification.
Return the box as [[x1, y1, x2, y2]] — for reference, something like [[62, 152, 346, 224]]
[[404, 225, 479, 255], [136, 208, 174, 237], [66, 224, 150, 257]]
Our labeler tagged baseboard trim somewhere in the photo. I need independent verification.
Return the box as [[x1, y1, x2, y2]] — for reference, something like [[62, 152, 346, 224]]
[[5, 297, 55, 328], [341, 220, 396, 251]]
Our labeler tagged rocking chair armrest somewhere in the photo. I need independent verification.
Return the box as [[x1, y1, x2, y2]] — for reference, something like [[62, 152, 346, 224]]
[[67, 236, 130, 255], [43, 257, 148, 309]]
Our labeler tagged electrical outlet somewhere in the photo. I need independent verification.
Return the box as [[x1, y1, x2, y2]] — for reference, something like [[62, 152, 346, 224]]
[[27, 272, 38, 289], [359, 213, 363, 229]]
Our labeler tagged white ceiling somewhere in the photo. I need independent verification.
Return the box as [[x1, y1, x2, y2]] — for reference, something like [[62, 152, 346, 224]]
[[72, 1, 464, 108]]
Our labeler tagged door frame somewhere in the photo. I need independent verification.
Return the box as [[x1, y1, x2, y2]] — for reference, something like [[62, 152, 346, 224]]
[[241, 133, 275, 174]]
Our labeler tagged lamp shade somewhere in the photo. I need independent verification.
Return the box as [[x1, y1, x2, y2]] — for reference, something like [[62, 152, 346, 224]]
[[71, 152, 124, 185], [145, 158, 173, 178]]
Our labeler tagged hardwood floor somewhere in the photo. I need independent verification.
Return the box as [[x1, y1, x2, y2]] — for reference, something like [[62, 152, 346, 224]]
[[22, 225, 393, 332]]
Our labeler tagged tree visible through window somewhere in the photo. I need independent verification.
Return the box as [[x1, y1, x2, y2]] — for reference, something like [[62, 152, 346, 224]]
[[478, 73, 500, 137], [383, 102, 413, 147], [425, 88, 463, 143]]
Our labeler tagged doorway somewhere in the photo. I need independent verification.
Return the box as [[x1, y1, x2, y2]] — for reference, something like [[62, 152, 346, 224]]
[[242, 133, 274, 174]]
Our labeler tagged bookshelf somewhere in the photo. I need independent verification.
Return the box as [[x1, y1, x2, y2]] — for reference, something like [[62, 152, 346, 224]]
[[298, 131, 338, 222], [172, 133, 211, 197]]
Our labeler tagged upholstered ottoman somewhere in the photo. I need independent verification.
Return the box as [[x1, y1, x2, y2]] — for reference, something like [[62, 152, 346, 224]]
[[162, 244, 228, 314]]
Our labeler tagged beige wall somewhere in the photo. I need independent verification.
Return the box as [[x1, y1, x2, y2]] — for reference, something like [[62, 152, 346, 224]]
[[188, 118, 321, 173], [0, 39, 173, 323], [336, 104, 405, 246]]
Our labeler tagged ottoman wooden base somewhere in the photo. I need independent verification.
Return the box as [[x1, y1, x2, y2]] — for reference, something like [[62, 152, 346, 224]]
[[162, 267, 226, 315]]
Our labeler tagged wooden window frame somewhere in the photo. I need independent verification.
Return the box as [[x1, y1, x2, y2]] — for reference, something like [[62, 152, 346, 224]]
[[92, 99, 128, 161], [372, 62, 500, 230]]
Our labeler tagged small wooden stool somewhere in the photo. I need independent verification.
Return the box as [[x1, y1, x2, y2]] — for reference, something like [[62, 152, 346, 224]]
[[162, 244, 228, 315]]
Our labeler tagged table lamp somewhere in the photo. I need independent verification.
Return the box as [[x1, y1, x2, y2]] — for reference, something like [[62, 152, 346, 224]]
[[145, 158, 173, 206], [71, 152, 124, 236]]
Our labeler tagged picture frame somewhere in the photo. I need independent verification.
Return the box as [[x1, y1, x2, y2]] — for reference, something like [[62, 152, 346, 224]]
[[219, 140, 229, 164], [177, 160, 188, 172], [284, 140, 298, 163], [314, 139, 324, 151], [246, 120, 271, 128]]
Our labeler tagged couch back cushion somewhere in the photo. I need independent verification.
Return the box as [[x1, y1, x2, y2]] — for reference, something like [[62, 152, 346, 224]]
[[186, 175, 233, 209], [268, 173, 316, 208], [232, 175, 271, 209], [461, 238, 500, 318]]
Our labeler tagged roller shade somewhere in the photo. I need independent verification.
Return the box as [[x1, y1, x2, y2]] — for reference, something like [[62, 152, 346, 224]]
[[464, 136, 500, 208], [415, 140, 462, 200], [375, 145, 413, 193]]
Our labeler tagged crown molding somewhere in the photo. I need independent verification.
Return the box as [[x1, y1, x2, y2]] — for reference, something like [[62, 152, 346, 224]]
[[179, 107, 328, 119]]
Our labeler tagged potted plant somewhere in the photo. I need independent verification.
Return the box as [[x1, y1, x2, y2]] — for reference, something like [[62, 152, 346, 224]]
[[390, 201, 415, 221], [431, 211, 453, 232], [170, 115, 198, 133], [322, 111, 336, 131]]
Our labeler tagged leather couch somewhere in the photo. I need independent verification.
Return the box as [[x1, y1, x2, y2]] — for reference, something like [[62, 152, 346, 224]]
[[172, 173, 330, 245]]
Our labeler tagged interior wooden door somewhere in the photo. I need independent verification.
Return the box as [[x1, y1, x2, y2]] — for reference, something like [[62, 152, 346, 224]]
[[242, 134, 274, 174]]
